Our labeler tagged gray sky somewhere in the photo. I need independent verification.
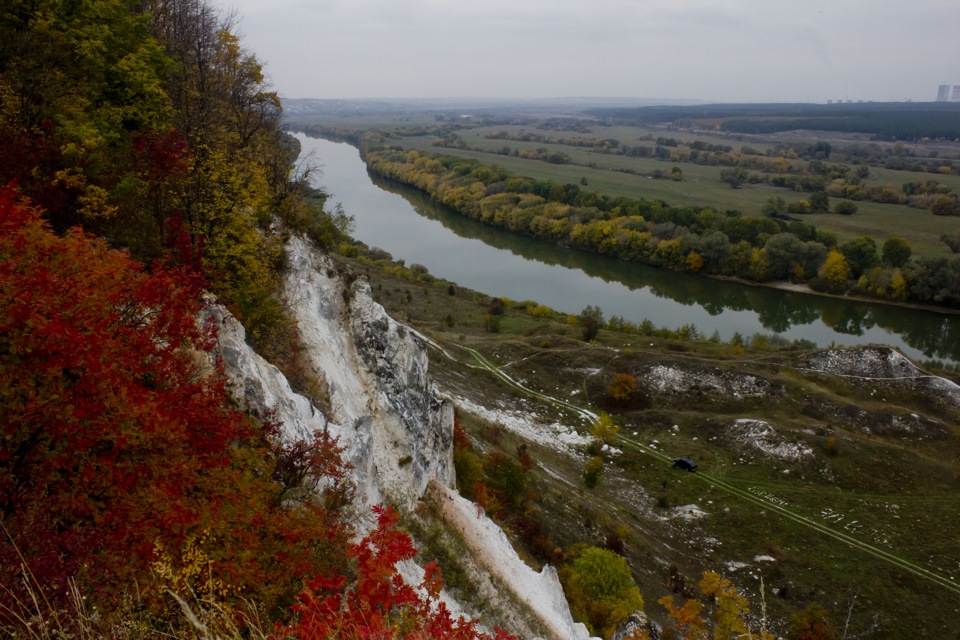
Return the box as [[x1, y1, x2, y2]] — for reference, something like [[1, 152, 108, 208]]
[[228, 0, 960, 104]]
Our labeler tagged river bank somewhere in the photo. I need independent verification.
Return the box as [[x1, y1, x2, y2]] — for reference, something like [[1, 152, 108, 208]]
[[293, 132, 960, 365]]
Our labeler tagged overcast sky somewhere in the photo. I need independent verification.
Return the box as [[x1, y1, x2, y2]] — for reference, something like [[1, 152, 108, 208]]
[[227, 0, 960, 104]]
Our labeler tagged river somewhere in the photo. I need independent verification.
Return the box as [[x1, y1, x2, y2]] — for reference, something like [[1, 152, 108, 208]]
[[295, 133, 960, 365]]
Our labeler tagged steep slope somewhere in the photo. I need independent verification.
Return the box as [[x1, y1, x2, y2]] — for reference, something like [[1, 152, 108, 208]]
[[205, 234, 592, 640]]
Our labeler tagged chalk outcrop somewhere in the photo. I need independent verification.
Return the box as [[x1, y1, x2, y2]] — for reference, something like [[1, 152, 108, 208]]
[[205, 234, 586, 639], [281, 235, 453, 505], [803, 346, 960, 408]]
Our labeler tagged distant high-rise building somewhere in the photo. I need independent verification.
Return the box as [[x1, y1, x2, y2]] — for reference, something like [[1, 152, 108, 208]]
[[935, 85, 960, 102]]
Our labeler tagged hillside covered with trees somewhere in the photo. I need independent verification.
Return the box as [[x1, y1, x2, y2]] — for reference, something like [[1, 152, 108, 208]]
[[0, 1, 515, 637]]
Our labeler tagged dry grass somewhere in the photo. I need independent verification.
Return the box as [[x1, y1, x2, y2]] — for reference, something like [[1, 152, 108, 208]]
[[0, 562, 271, 640]]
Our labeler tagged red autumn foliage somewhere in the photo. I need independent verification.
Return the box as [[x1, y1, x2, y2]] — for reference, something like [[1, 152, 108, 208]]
[[452, 409, 471, 451], [277, 506, 517, 640], [0, 187, 517, 637], [0, 122, 75, 225], [0, 187, 352, 616]]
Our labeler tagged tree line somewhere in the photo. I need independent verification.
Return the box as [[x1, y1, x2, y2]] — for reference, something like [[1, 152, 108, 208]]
[[363, 144, 960, 308], [0, 1, 502, 637], [584, 102, 960, 141]]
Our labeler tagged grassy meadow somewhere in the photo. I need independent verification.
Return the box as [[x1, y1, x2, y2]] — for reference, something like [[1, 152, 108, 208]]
[[377, 121, 960, 259]]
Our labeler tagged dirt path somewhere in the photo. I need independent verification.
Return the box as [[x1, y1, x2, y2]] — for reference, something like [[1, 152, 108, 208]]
[[419, 332, 960, 596]]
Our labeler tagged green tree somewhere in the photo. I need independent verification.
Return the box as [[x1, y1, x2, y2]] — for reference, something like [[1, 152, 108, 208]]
[[720, 167, 748, 188], [833, 200, 858, 215], [941, 231, 960, 254], [583, 456, 604, 489], [839, 237, 880, 278], [483, 452, 527, 511], [561, 547, 645, 637], [764, 233, 826, 281], [761, 196, 787, 217], [809, 191, 830, 213], [579, 304, 604, 341], [882, 237, 911, 268]]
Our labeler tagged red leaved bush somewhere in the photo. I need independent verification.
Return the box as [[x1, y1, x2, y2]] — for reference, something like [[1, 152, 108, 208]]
[[277, 506, 516, 640], [0, 187, 517, 638], [0, 187, 351, 618]]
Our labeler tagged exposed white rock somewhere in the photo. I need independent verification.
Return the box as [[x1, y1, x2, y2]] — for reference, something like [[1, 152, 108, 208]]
[[729, 419, 813, 462], [282, 236, 453, 506], [803, 346, 923, 379], [610, 611, 660, 640], [670, 504, 708, 521], [645, 364, 774, 399], [429, 481, 593, 640], [206, 235, 589, 639], [452, 395, 591, 453], [203, 298, 339, 446], [803, 346, 960, 407]]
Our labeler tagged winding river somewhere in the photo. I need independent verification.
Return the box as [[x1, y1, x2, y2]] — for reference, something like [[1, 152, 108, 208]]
[[295, 133, 960, 365]]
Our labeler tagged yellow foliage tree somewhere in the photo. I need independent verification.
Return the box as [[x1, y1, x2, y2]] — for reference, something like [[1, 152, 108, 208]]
[[591, 412, 620, 445], [642, 571, 774, 640], [819, 249, 850, 286], [560, 547, 645, 638]]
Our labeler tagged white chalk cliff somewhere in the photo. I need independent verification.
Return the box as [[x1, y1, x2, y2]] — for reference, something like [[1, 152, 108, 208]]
[[204, 234, 591, 640]]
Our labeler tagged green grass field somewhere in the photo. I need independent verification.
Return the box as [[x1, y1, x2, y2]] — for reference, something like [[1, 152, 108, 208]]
[[384, 122, 960, 259]]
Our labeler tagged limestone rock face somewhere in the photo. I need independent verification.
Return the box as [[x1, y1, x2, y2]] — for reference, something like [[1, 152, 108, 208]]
[[281, 235, 453, 506], [203, 297, 329, 444], [205, 234, 587, 638], [209, 235, 453, 507]]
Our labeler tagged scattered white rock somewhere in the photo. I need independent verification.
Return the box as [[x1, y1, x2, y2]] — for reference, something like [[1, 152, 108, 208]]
[[452, 396, 591, 452], [729, 419, 813, 461], [671, 504, 708, 521], [645, 364, 775, 399], [804, 346, 960, 407]]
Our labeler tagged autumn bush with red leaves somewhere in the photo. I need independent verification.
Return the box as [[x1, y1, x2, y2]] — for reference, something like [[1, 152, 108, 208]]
[[0, 188, 516, 639], [0, 187, 352, 620], [276, 505, 516, 640]]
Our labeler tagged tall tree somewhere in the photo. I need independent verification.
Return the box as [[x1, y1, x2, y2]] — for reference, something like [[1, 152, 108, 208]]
[[882, 237, 911, 268]]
